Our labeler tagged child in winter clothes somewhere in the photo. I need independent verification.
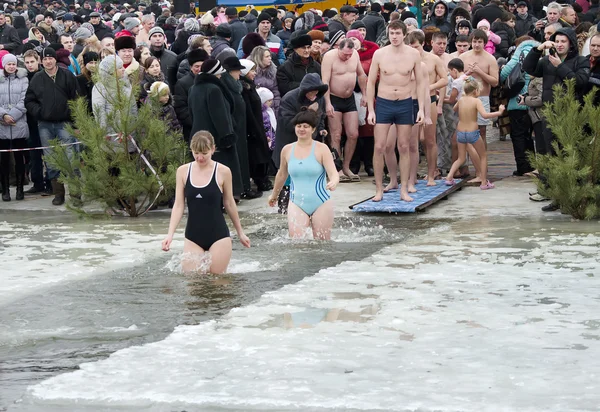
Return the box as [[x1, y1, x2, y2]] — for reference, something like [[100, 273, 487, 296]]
[[477, 19, 501, 55], [257, 87, 276, 150], [148, 81, 181, 135]]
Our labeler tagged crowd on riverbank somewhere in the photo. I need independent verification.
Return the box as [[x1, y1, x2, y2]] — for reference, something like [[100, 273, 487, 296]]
[[0, 0, 597, 213]]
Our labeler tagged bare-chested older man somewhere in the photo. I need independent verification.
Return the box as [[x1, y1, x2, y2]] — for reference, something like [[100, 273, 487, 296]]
[[407, 31, 447, 186], [459, 29, 499, 148], [367, 20, 425, 202], [322, 38, 367, 181]]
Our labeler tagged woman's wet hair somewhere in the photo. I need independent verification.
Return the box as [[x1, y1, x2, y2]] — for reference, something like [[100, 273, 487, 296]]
[[190, 131, 215, 153], [292, 108, 320, 128]]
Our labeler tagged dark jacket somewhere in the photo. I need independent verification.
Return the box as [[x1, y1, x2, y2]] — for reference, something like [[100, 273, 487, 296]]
[[585, 55, 600, 104], [492, 21, 516, 59], [472, 3, 505, 28], [0, 23, 21, 53], [423, 1, 452, 35], [229, 18, 248, 51], [170, 29, 198, 56], [173, 71, 194, 141], [220, 72, 246, 149], [76, 74, 94, 114], [210, 36, 237, 63], [276, 27, 292, 49], [188, 72, 235, 149], [273, 73, 328, 168], [91, 22, 112, 40], [26, 69, 41, 142], [523, 28, 591, 103], [12, 16, 28, 42], [276, 52, 321, 97], [25, 67, 79, 123], [151, 45, 178, 87], [243, 13, 257, 34], [140, 71, 165, 101], [582, 5, 600, 23], [328, 14, 350, 37], [515, 13, 538, 38], [162, 24, 176, 45], [240, 76, 271, 166], [361, 11, 386, 42]]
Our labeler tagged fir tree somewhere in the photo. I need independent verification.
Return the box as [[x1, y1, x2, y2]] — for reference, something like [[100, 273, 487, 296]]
[[531, 79, 600, 220], [47, 61, 186, 217]]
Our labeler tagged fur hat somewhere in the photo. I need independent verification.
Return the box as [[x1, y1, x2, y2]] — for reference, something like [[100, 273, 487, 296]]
[[184, 17, 200, 32], [188, 48, 208, 66], [115, 35, 136, 51], [82, 51, 99, 65], [307, 30, 325, 42], [242, 32, 265, 57], [290, 33, 312, 49], [123, 17, 140, 31], [346, 29, 364, 44], [257, 86, 274, 104]]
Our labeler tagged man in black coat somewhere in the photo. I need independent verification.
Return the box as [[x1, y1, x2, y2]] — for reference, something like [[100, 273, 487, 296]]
[[0, 11, 21, 53], [361, 3, 386, 42], [423, 1, 452, 35], [88, 11, 112, 40], [514, 1, 538, 38], [24, 48, 80, 206], [472, 0, 505, 28], [225, 7, 248, 51], [173, 49, 207, 142], [276, 33, 321, 97], [328, 5, 359, 37], [148, 26, 178, 87]]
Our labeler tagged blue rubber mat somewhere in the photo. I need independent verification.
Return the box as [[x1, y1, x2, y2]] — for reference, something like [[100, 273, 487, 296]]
[[350, 179, 465, 213]]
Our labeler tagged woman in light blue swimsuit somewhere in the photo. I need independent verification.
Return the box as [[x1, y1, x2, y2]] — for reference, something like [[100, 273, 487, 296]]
[[268, 110, 339, 240]]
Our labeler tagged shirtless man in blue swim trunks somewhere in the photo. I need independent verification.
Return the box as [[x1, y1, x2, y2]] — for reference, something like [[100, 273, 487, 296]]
[[268, 110, 339, 240], [367, 20, 426, 202]]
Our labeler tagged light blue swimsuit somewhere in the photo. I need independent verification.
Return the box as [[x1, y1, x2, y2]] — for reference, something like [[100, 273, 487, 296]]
[[288, 141, 330, 216]]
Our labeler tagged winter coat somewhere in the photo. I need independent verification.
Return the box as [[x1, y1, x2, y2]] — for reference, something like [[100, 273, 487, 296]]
[[472, 3, 505, 28], [361, 12, 386, 42], [358, 40, 379, 75], [491, 22, 516, 59], [150, 45, 178, 87], [91, 76, 138, 137], [243, 13, 257, 34], [170, 29, 199, 56], [423, 1, 452, 35], [162, 24, 176, 45], [189, 72, 235, 149], [36, 22, 57, 44], [273, 73, 328, 168], [12, 16, 28, 42], [173, 71, 194, 141], [76, 73, 95, 114], [240, 76, 271, 167], [276, 28, 292, 49], [236, 31, 285, 65], [210, 36, 237, 63], [91, 22, 112, 40], [0, 68, 29, 140], [25, 67, 79, 123], [500, 40, 539, 111], [515, 13, 537, 38], [523, 28, 590, 103], [254, 64, 280, 115], [0, 23, 22, 53], [523, 76, 544, 124], [585, 55, 600, 105], [276, 52, 321, 97], [262, 104, 275, 149], [157, 100, 181, 133], [177, 58, 191, 80], [229, 18, 248, 51], [328, 14, 350, 37]]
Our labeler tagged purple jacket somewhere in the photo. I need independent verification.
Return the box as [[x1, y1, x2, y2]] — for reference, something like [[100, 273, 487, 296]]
[[254, 65, 280, 116], [262, 104, 274, 150]]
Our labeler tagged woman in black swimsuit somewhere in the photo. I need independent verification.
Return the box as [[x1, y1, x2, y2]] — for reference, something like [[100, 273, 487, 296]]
[[162, 131, 250, 274]]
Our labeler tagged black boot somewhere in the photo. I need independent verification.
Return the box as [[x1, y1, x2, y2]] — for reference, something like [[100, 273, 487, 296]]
[[51, 179, 65, 206], [1, 174, 10, 201], [15, 172, 24, 201]]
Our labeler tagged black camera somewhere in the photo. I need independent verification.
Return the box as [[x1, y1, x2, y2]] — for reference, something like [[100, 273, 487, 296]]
[[549, 47, 557, 56]]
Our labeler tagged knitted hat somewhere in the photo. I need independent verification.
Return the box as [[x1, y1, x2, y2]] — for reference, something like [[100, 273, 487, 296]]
[[329, 30, 345, 47], [239, 58, 255, 76], [201, 59, 226, 75], [83, 51, 99, 65], [215, 23, 232, 38], [242, 32, 265, 56], [81, 22, 95, 34], [99, 54, 123, 75], [41, 47, 57, 60], [187, 34, 203, 45], [404, 17, 418, 28], [149, 81, 170, 97], [307, 30, 325, 42], [63, 13, 73, 21], [184, 17, 200, 32], [200, 12, 214, 25], [290, 33, 312, 49], [188, 48, 208, 66], [346, 29, 364, 44], [350, 20, 366, 30], [1, 53, 17, 68], [114, 35, 136, 51], [123, 17, 140, 31], [148, 26, 165, 38], [256, 12, 271, 24], [477, 19, 490, 29], [257, 86, 274, 104]]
